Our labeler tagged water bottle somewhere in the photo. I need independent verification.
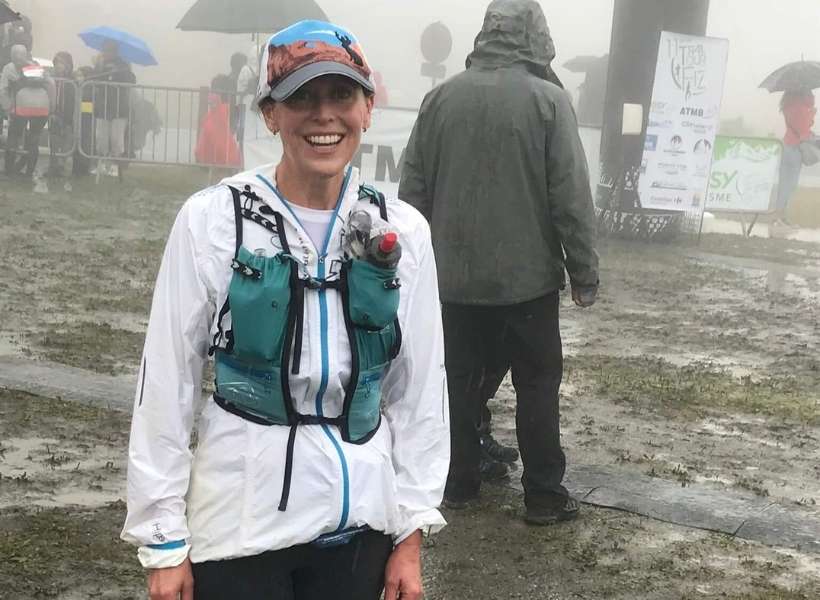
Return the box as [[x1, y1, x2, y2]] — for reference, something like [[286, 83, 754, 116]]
[[366, 232, 402, 269], [343, 210, 372, 260]]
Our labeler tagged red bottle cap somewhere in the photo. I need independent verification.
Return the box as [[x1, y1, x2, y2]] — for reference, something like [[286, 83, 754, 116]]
[[379, 232, 398, 253]]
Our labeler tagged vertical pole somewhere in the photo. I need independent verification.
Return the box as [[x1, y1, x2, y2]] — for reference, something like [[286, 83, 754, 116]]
[[597, 0, 710, 211]]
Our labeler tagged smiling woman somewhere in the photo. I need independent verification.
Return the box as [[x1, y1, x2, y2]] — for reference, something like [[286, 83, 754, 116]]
[[259, 75, 374, 201], [120, 19, 449, 600]]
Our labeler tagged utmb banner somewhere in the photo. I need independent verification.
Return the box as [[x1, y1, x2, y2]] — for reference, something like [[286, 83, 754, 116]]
[[639, 31, 729, 213], [243, 107, 418, 199]]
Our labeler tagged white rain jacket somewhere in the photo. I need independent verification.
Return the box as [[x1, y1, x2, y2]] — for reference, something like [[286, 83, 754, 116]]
[[122, 165, 449, 569]]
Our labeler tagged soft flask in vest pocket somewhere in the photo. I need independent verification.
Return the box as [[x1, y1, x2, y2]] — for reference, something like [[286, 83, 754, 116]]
[[214, 245, 295, 425], [340, 258, 401, 443], [345, 259, 401, 330], [228, 247, 292, 361]]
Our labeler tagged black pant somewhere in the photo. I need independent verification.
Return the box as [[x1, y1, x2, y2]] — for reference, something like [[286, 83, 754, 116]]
[[443, 293, 568, 506], [478, 354, 509, 432], [5, 116, 47, 176], [191, 530, 393, 600]]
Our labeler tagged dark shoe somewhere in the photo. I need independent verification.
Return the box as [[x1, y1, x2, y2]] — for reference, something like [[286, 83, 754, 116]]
[[442, 489, 479, 510], [479, 456, 509, 482], [525, 495, 580, 526], [480, 432, 519, 463]]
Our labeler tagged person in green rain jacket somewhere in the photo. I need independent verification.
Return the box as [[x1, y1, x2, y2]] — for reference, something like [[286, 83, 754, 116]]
[[399, 0, 599, 525]]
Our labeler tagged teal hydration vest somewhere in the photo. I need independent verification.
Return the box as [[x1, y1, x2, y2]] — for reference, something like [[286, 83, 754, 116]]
[[210, 185, 401, 511]]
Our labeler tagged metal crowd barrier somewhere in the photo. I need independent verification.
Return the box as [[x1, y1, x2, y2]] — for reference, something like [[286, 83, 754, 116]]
[[76, 80, 248, 170], [48, 77, 80, 159], [0, 79, 249, 172], [1, 78, 424, 177]]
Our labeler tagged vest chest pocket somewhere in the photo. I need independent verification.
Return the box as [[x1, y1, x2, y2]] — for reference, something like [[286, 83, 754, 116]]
[[228, 247, 293, 362], [347, 366, 384, 442], [346, 260, 400, 330], [214, 353, 288, 425], [214, 246, 293, 425], [343, 320, 400, 443]]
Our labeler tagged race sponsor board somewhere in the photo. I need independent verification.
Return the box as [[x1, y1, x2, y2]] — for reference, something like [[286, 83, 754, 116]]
[[706, 136, 782, 213], [639, 31, 729, 212]]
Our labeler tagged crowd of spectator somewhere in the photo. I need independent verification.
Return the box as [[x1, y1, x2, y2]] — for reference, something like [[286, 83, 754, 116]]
[[0, 11, 162, 189]]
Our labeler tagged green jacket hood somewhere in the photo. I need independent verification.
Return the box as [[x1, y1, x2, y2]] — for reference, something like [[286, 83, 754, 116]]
[[466, 0, 556, 75]]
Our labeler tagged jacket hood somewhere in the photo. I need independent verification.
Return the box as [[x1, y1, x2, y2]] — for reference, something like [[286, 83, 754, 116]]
[[466, 0, 556, 77], [220, 164, 364, 221], [221, 163, 360, 191], [53, 51, 74, 76]]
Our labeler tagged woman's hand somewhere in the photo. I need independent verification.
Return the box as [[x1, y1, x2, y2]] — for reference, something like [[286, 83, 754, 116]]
[[384, 530, 423, 600], [147, 558, 194, 600]]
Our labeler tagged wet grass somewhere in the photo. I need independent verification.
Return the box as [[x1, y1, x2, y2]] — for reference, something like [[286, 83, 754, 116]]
[[734, 475, 771, 497], [698, 232, 820, 269], [721, 593, 820, 600], [0, 388, 129, 443], [567, 354, 820, 426], [0, 502, 143, 599], [0, 390, 137, 598], [35, 321, 145, 376], [599, 238, 748, 294], [1, 169, 179, 375], [423, 484, 819, 600]]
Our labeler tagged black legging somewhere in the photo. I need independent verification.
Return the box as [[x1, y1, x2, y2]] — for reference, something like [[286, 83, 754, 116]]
[[5, 115, 47, 176], [191, 530, 393, 600]]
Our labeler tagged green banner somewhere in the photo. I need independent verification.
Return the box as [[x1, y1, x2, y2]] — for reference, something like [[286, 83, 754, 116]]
[[706, 136, 782, 213]]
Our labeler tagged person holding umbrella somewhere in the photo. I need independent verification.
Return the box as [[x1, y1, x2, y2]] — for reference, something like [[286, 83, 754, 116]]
[[776, 86, 816, 226], [121, 19, 448, 600], [77, 26, 156, 177], [760, 61, 820, 226], [88, 40, 135, 177]]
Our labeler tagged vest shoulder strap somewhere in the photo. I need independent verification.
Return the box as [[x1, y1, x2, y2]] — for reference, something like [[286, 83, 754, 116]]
[[226, 184, 290, 254], [227, 186, 243, 260], [357, 184, 388, 222]]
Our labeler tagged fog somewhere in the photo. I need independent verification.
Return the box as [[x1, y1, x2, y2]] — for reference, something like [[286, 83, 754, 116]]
[[17, 0, 820, 136], [2, 2, 820, 596]]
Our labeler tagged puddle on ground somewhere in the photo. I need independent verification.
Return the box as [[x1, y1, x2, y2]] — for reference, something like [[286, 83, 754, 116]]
[[0, 437, 62, 476], [698, 421, 784, 449], [703, 216, 820, 244]]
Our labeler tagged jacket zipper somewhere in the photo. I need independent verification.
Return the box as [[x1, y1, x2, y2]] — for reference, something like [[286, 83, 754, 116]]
[[256, 171, 352, 531]]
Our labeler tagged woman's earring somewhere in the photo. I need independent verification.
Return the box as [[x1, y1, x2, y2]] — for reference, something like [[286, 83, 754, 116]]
[[363, 127, 368, 133]]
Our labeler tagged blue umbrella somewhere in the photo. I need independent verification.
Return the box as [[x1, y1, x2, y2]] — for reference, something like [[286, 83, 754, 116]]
[[79, 26, 158, 66]]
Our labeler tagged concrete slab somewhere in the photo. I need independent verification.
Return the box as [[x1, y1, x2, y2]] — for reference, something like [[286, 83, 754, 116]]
[[737, 502, 820, 554], [508, 464, 820, 553], [0, 356, 134, 412]]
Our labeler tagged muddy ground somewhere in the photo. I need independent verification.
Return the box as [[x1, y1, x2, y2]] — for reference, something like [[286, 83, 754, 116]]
[[0, 167, 819, 598]]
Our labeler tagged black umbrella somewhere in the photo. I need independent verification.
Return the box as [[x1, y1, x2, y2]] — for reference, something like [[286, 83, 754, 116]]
[[0, 3, 21, 25], [177, 0, 328, 34], [563, 55, 603, 73], [759, 60, 820, 92]]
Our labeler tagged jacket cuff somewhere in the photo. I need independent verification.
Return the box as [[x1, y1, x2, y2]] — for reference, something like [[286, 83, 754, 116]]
[[392, 509, 447, 546], [570, 278, 599, 290], [137, 541, 190, 569]]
